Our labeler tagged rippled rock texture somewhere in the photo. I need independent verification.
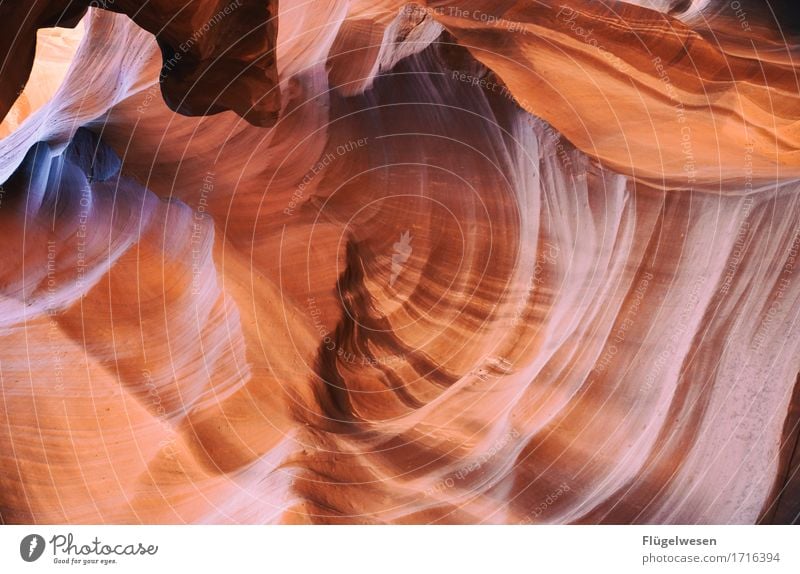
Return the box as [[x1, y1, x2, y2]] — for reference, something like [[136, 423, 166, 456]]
[[0, 1, 798, 524]]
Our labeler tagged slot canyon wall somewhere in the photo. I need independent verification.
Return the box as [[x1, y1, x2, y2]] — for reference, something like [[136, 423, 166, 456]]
[[0, 0, 798, 524]]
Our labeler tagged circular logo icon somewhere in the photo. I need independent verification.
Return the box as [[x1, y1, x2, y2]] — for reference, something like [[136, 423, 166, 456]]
[[20, 534, 46, 562]]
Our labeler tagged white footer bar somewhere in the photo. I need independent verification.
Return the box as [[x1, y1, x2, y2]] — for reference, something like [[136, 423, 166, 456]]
[[1, 526, 797, 573]]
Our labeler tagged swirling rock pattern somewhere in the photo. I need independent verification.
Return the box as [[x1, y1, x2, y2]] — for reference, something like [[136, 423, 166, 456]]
[[0, 1, 798, 524]]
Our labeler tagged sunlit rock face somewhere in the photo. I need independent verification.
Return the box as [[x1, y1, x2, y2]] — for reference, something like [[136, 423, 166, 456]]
[[0, 0, 280, 128], [0, 23, 84, 140], [0, 1, 798, 524]]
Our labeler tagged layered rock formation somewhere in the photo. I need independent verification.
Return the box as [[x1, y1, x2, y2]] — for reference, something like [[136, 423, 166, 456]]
[[0, 1, 798, 524]]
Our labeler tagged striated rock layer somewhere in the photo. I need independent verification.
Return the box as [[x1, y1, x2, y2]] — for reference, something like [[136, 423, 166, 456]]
[[0, 2, 799, 524]]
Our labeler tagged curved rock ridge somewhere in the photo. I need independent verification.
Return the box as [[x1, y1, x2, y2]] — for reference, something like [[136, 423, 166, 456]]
[[420, 0, 800, 189], [0, 3, 799, 524], [0, 1, 280, 128]]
